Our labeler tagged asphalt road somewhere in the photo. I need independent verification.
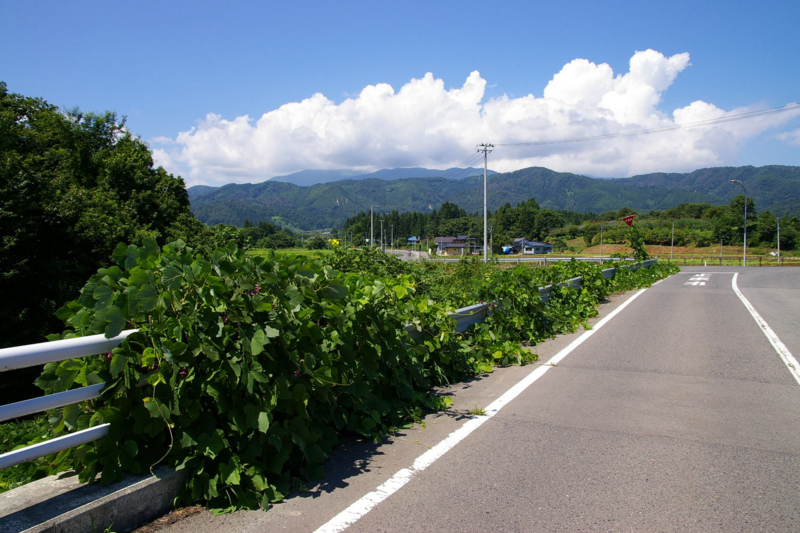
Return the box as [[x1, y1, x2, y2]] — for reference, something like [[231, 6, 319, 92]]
[[154, 267, 800, 532]]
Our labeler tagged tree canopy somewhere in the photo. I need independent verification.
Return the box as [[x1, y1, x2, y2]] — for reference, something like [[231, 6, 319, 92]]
[[0, 82, 192, 349]]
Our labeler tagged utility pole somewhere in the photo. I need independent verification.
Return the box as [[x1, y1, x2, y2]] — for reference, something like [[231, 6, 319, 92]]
[[380, 218, 384, 252], [731, 180, 747, 266], [478, 143, 494, 263], [600, 225, 604, 262], [777, 217, 781, 265], [391, 224, 394, 251], [670, 221, 674, 262], [490, 225, 494, 257], [370, 205, 380, 248]]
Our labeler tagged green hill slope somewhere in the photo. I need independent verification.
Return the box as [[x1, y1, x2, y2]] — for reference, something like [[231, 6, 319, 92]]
[[190, 165, 800, 229]]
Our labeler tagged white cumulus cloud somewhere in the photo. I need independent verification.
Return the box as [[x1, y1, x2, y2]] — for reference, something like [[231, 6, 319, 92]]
[[152, 49, 799, 186]]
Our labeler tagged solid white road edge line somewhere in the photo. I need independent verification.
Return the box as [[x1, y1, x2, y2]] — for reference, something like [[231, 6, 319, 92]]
[[732, 273, 800, 385], [314, 287, 650, 533]]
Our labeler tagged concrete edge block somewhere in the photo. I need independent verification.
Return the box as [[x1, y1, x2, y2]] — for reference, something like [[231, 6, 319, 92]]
[[0, 467, 187, 533]]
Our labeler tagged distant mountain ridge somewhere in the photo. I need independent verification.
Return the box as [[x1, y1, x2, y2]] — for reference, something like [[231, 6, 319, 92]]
[[189, 167, 494, 193], [188, 165, 800, 229]]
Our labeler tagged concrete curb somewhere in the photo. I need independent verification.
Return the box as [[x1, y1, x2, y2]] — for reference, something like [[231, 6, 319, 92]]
[[0, 467, 186, 533]]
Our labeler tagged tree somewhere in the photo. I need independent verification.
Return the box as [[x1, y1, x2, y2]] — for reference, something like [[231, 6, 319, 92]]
[[0, 83, 193, 350], [305, 235, 327, 250], [755, 211, 777, 246], [583, 224, 599, 246], [257, 230, 297, 249]]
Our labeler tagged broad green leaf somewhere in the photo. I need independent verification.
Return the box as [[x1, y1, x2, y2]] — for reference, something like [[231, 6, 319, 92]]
[[104, 306, 125, 338], [326, 280, 348, 301], [110, 351, 127, 378], [264, 325, 280, 338], [392, 284, 408, 299], [112, 242, 128, 266], [250, 329, 266, 355], [122, 440, 138, 457], [257, 412, 270, 434], [162, 265, 183, 290], [285, 285, 304, 311], [136, 284, 158, 311], [93, 286, 114, 311]]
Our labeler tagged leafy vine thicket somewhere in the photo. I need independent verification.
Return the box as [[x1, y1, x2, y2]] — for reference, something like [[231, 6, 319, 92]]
[[5, 242, 678, 511]]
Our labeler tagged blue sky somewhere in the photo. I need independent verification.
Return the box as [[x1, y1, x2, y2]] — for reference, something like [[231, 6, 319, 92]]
[[2, 0, 799, 186]]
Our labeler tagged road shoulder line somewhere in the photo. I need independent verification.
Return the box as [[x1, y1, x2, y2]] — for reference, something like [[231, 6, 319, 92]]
[[314, 287, 649, 533], [732, 272, 800, 385]]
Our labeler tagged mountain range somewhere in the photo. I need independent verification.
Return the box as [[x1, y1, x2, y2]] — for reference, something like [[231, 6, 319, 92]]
[[188, 165, 800, 230], [263, 167, 492, 187]]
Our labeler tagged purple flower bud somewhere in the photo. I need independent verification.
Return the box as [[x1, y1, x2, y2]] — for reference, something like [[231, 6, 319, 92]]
[[293, 369, 301, 378], [106, 352, 113, 360]]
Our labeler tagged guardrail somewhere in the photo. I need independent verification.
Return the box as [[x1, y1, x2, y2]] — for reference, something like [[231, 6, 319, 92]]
[[431, 256, 633, 264], [0, 259, 656, 473], [0, 331, 138, 470], [415, 259, 656, 337]]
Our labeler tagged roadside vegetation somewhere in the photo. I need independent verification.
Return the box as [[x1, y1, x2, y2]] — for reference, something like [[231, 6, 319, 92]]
[[1, 240, 676, 509]]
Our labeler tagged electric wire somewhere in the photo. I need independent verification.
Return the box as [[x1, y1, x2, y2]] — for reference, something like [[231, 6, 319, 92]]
[[496, 102, 800, 147], [439, 151, 484, 180]]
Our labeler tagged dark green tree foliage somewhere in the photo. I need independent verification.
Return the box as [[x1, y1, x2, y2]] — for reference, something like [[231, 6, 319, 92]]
[[341, 200, 571, 252], [0, 83, 192, 351], [257, 230, 298, 249], [305, 236, 327, 250], [242, 221, 277, 246], [712, 195, 756, 246]]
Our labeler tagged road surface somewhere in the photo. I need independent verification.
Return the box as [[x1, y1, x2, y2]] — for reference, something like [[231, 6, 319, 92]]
[[153, 266, 800, 532]]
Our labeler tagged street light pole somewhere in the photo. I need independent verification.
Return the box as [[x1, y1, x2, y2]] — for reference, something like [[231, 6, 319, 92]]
[[731, 180, 748, 266], [777, 217, 781, 265]]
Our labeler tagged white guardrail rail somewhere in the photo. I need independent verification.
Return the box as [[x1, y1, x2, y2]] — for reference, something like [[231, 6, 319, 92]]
[[0, 260, 656, 471]]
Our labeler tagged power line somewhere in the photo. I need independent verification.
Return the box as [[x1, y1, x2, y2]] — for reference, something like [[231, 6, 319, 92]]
[[440, 151, 484, 180], [496, 102, 800, 147]]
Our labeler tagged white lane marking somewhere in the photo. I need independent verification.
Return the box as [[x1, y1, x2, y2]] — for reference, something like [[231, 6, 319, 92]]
[[732, 273, 800, 386], [677, 271, 739, 274], [314, 288, 650, 533]]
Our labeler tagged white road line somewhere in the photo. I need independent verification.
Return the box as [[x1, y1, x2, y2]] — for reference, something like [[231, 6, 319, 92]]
[[677, 271, 740, 274], [314, 288, 649, 533], [732, 273, 800, 385]]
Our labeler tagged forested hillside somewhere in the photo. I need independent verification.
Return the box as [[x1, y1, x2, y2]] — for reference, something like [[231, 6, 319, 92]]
[[189, 165, 800, 230], [623, 165, 800, 208]]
